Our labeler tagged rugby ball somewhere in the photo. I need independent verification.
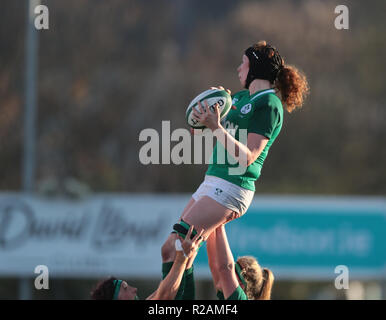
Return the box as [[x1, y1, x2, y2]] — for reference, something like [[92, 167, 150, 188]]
[[185, 88, 232, 129]]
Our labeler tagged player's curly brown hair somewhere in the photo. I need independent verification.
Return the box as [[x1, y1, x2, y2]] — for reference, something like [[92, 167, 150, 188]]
[[275, 64, 309, 113], [237, 256, 274, 300]]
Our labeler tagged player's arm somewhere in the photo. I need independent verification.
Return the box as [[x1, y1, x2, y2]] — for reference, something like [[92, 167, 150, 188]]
[[211, 118, 268, 167], [193, 102, 268, 167], [148, 226, 204, 300], [206, 231, 222, 291], [214, 225, 240, 299], [243, 102, 280, 165], [148, 251, 188, 300], [245, 133, 269, 164]]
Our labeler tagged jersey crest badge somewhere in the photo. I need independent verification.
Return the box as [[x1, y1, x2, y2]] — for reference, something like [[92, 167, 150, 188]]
[[240, 104, 252, 114]]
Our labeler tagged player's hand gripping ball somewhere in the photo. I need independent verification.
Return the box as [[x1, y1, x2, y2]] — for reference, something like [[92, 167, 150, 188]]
[[186, 87, 232, 129]]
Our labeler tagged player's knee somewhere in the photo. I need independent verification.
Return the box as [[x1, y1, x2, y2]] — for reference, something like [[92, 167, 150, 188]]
[[173, 219, 197, 239], [172, 220, 205, 250]]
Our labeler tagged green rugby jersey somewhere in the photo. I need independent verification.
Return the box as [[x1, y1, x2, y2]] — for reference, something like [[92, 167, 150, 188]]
[[205, 88, 283, 191], [217, 286, 248, 300]]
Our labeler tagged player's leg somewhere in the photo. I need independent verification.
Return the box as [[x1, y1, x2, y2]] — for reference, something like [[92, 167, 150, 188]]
[[161, 197, 196, 263], [164, 195, 234, 264], [181, 246, 198, 300], [174, 175, 253, 241], [160, 233, 187, 300], [160, 198, 196, 300], [164, 196, 234, 299], [182, 196, 235, 239]]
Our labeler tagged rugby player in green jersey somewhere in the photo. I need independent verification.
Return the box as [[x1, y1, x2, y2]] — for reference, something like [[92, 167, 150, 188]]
[[162, 41, 309, 282], [90, 226, 204, 300], [207, 224, 274, 300]]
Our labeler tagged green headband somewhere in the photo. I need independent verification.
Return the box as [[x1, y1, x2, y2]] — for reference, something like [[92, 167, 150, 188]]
[[235, 262, 247, 288], [113, 280, 122, 300]]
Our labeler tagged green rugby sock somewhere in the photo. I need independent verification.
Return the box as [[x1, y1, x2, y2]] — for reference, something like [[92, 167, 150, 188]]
[[162, 262, 173, 280], [173, 220, 205, 250], [181, 265, 195, 300], [161, 261, 185, 300]]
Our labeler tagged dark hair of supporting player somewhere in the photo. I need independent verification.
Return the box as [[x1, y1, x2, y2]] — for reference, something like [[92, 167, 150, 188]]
[[90, 276, 117, 300]]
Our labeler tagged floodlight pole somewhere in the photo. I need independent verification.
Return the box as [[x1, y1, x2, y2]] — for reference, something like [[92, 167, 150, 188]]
[[21, 0, 41, 300]]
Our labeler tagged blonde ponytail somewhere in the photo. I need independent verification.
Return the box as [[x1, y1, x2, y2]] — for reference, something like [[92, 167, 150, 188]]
[[257, 268, 274, 300]]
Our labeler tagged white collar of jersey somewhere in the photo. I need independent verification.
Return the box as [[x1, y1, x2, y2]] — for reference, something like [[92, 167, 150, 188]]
[[250, 89, 275, 101]]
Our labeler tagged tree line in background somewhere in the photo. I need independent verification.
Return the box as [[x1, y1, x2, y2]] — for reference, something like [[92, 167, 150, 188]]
[[0, 0, 385, 195]]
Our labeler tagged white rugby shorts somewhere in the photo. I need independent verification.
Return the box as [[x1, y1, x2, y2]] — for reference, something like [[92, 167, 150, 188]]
[[191, 175, 254, 215]]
